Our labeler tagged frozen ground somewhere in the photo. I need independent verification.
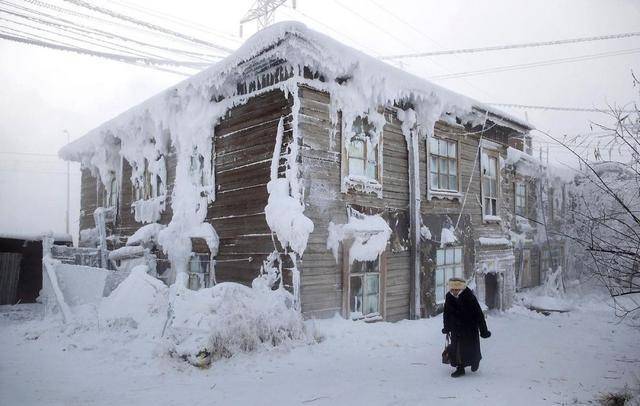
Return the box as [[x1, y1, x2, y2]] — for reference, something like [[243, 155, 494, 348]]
[[1, 292, 639, 406]]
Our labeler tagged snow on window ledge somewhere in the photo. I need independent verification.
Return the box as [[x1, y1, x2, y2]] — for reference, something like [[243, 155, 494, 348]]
[[482, 214, 502, 223], [343, 175, 382, 198], [427, 189, 463, 201]]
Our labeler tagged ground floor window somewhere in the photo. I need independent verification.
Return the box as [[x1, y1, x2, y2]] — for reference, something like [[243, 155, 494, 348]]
[[349, 257, 380, 319], [435, 246, 463, 303], [188, 253, 210, 290]]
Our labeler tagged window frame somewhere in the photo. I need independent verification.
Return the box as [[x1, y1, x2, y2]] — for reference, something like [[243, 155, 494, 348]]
[[481, 149, 500, 221], [348, 257, 382, 320], [342, 242, 387, 321], [428, 136, 460, 193], [434, 246, 464, 304], [341, 114, 384, 195]]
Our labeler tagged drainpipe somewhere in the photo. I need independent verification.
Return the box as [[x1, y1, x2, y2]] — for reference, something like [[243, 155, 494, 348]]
[[407, 128, 421, 319]]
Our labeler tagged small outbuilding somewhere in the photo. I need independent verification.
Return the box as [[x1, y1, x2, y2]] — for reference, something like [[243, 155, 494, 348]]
[[0, 233, 72, 305]]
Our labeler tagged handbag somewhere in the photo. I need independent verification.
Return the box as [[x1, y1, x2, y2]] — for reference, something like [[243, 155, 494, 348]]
[[441, 333, 451, 364]]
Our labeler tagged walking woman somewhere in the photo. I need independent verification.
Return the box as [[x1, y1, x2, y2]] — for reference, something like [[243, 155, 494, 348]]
[[442, 277, 491, 377]]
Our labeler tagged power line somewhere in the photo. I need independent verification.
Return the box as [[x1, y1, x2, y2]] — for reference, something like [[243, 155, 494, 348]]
[[382, 30, 640, 60], [104, 0, 241, 43], [61, 0, 233, 54], [366, 0, 497, 101], [0, 14, 187, 62], [16, 0, 226, 59], [0, 32, 194, 75], [0, 150, 58, 157], [431, 47, 640, 80], [332, 0, 416, 53], [13, 0, 224, 60], [488, 103, 637, 114]]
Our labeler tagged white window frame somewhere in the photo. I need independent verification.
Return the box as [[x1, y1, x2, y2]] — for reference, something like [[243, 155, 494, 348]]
[[435, 246, 464, 304], [348, 256, 382, 320], [341, 115, 383, 196], [428, 136, 459, 193], [481, 149, 500, 221], [514, 181, 526, 217]]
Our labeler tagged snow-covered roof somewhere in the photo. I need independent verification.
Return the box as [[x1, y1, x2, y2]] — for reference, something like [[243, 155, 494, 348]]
[[60, 21, 532, 161], [0, 231, 72, 242]]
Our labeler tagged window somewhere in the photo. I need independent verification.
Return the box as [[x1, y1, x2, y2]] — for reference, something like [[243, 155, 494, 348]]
[[133, 157, 164, 201], [434, 246, 463, 304], [481, 151, 498, 217], [349, 257, 380, 319], [514, 182, 526, 216], [188, 253, 210, 290], [344, 116, 382, 187], [428, 137, 458, 192]]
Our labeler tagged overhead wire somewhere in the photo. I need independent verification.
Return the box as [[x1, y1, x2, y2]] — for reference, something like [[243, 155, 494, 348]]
[[485, 103, 637, 114], [103, 0, 241, 44], [366, 0, 497, 102], [431, 47, 640, 80], [0, 14, 201, 62], [61, 0, 234, 54], [0, 32, 193, 75], [382, 30, 640, 60], [15, 0, 224, 60]]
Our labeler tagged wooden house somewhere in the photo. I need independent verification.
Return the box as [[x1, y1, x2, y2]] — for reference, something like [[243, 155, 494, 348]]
[[60, 22, 538, 321]]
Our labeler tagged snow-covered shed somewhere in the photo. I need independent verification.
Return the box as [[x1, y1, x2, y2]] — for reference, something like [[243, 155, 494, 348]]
[[60, 22, 534, 320], [0, 232, 72, 305]]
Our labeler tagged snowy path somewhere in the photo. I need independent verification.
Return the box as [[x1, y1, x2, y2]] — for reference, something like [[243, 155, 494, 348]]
[[1, 299, 638, 405]]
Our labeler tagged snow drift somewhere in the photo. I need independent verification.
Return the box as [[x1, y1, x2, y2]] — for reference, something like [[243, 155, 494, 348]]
[[99, 265, 168, 331], [166, 281, 312, 367]]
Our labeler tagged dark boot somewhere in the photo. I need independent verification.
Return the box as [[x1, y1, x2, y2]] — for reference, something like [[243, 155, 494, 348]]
[[451, 367, 465, 378], [471, 362, 479, 372]]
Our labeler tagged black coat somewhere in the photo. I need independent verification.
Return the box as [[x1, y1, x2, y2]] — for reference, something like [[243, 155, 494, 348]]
[[442, 288, 489, 368]]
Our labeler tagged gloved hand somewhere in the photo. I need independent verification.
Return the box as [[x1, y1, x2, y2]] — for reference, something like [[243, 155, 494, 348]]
[[441, 328, 448, 334], [480, 330, 491, 339]]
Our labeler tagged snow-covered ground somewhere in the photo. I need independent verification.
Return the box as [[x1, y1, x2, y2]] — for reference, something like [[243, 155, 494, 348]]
[[1, 292, 639, 406]]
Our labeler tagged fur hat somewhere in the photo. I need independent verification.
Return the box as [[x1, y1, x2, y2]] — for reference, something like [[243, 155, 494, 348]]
[[448, 278, 466, 290]]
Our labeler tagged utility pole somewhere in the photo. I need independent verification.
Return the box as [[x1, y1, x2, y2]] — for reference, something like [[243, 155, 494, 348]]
[[239, 0, 291, 37], [63, 129, 70, 236]]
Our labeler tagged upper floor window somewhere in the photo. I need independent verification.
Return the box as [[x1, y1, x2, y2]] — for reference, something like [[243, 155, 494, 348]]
[[435, 246, 463, 304], [481, 150, 499, 218], [133, 156, 165, 201], [342, 115, 383, 196], [514, 182, 526, 217], [429, 137, 458, 192], [347, 116, 380, 180]]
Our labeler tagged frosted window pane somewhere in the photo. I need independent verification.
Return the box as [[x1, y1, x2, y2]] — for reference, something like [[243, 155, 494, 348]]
[[350, 276, 363, 318], [448, 142, 456, 158], [445, 248, 454, 264], [436, 249, 444, 265], [364, 274, 379, 315], [349, 157, 365, 176]]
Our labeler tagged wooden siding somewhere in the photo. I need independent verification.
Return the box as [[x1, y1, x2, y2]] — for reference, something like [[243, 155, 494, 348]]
[[297, 85, 411, 322], [208, 89, 293, 286]]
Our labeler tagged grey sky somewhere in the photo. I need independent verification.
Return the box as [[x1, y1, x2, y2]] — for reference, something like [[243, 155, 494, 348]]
[[1, 0, 639, 240]]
